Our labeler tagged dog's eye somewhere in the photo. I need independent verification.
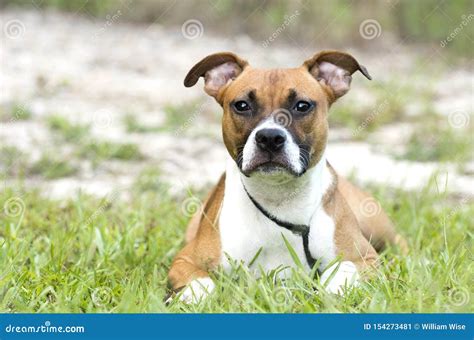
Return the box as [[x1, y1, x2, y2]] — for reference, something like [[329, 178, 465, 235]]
[[233, 100, 251, 113], [293, 101, 313, 113]]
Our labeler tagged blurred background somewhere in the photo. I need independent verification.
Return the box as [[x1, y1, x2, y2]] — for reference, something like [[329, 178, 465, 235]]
[[1, 0, 473, 200]]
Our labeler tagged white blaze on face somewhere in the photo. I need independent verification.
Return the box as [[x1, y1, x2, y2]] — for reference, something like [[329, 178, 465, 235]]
[[241, 117, 302, 174]]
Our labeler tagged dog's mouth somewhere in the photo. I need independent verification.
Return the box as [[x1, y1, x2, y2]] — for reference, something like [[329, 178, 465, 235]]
[[237, 131, 311, 178], [245, 161, 292, 175], [240, 152, 300, 177]]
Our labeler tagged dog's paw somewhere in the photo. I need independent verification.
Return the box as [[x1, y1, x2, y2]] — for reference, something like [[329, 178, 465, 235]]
[[320, 261, 360, 295], [177, 278, 215, 304]]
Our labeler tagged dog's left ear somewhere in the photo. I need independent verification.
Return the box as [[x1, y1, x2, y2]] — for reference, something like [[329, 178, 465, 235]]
[[303, 50, 371, 100], [184, 52, 248, 101]]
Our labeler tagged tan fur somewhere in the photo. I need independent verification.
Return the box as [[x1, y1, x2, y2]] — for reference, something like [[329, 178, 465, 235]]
[[172, 169, 405, 290], [219, 66, 331, 168], [184, 191, 211, 244], [167, 51, 407, 293], [324, 165, 379, 275], [337, 176, 408, 254], [168, 175, 224, 290]]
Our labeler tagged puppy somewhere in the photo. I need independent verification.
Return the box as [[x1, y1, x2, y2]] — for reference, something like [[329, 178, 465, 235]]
[[167, 50, 407, 304]]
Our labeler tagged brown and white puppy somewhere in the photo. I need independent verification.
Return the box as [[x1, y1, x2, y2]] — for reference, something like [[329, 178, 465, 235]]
[[167, 51, 408, 303]]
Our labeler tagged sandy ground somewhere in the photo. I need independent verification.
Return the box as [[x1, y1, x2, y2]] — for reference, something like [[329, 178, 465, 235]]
[[1, 9, 472, 199]]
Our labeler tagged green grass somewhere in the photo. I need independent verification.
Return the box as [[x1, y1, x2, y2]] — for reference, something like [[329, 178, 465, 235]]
[[159, 100, 221, 139], [0, 146, 28, 177], [123, 114, 162, 134], [330, 84, 407, 138], [47, 115, 90, 142], [4, 0, 471, 57], [77, 141, 144, 163], [123, 102, 217, 135], [1, 151, 78, 180], [29, 155, 78, 179], [3, 0, 114, 15], [162, 101, 203, 133], [330, 78, 440, 139], [46, 115, 144, 165], [1, 180, 472, 313], [0, 103, 33, 122], [134, 167, 169, 193], [401, 122, 472, 163]]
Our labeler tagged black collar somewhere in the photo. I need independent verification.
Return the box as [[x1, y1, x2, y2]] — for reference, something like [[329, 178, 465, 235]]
[[242, 182, 319, 273]]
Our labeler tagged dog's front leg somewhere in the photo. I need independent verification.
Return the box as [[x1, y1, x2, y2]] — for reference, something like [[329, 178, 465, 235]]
[[168, 259, 214, 304], [320, 242, 378, 295], [167, 234, 220, 304], [316, 190, 380, 295], [167, 177, 224, 305]]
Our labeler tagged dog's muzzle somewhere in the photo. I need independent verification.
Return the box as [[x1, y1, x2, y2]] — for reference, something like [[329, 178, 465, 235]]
[[240, 119, 304, 177]]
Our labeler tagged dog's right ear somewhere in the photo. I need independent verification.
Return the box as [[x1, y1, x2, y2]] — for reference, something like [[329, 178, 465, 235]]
[[184, 52, 248, 100], [303, 50, 371, 102]]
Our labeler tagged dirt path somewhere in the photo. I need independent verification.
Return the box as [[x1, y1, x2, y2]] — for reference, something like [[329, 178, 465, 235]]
[[1, 9, 472, 199]]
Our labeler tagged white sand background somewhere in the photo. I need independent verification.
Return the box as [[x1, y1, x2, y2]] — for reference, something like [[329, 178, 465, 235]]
[[1, 9, 472, 200]]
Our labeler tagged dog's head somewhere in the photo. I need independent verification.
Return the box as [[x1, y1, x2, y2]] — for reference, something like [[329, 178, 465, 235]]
[[184, 51, 370, 180]]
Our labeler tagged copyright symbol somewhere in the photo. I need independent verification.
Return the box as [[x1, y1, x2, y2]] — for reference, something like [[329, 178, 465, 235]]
[[414, 323, 420, 330]]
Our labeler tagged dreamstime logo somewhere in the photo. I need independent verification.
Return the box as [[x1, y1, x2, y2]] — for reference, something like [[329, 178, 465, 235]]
[[181, 196, 202, 217], [272, 287, 290, 306], [94, 10, 123, 39], [83, 190, 120, 227], [92, 109, 113, 128], [359, 197, 381, 217], [262, 10, 300, 48], [7, 103, 29, 124], [3, 197, 25, 217], [175, 100, 209, 136], [3, 19, 26, 39], [441, 197, 468, 227], [448, 110, 470, 129], [448, 287, 470, 306], [359, 19, 382, 40], [273, 109, 292, 127], [385, 0, 400, 9], [91, 287, 112, 307], [440, 14, 474, 48], [353, 99, 388, 137], [279, 186, 304, 206], [181, 19, 204, 40]]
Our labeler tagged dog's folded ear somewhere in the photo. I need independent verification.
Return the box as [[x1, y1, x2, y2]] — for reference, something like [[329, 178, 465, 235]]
[[184, 52, 248, 100], [303, 50, 371, 101]]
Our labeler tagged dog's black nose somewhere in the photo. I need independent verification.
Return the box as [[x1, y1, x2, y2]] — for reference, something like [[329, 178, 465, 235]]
[[255, 128, 287, 152]]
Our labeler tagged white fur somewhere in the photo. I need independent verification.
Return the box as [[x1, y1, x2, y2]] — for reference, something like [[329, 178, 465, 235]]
[[307, 204, 337, 270], [219, 152, 357, 289], [219, 158, 307, 276], [242, 118, 302, 174], [176, 151, 361, 305], [320, 261, 360, 295], [178, 278, 215, 304]]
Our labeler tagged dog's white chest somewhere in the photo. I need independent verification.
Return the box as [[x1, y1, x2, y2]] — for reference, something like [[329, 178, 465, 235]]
[[218, 159, 337, 275], [219, 195, 310, 274]]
